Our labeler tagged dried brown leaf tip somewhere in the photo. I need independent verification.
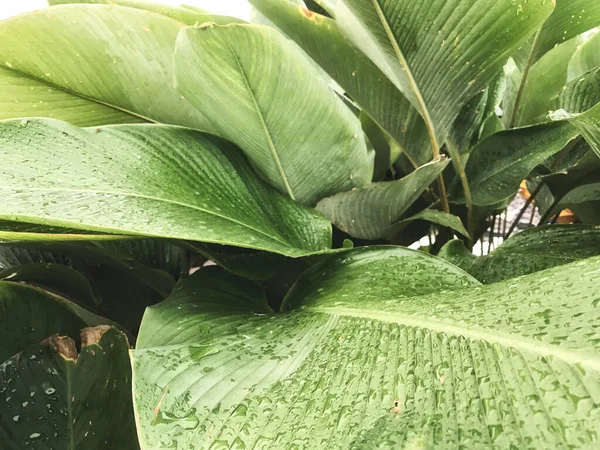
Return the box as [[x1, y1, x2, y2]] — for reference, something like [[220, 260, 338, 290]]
[[81, 325, 111, 347], [42, 335, 77, 361]]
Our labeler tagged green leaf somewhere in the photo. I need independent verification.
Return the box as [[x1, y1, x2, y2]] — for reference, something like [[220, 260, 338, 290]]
[[447, 90, 488, 155], [471, 224, 600, 284], [438, 239, 477, 273], [360, 112, 402, 181], [552, 102, 600, 158], [569, 31, 600, 80], [392, 209, 470, 239], [47, 0, 242, 25], [316, 158, 449, 240], [132, 247, 600, 448], [0, 119, 331, 257], [461, 121, 579, 205], [174, 23, 373, 205], [513, 38, 581, 126], [0, 326, 138, 450], [249, 0, 431, 166], [0, 282, 87, 362], [336, 0, 554, 143], [533, 0, 600, 62], [0, 264, 98, 311], [560, 67, 600, 114], [0, 5, 214, 128]]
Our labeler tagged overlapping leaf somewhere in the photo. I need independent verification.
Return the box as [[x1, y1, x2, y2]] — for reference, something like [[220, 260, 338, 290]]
[[132, 247, 600, 449], [336, 0, 554, 143], [0, 5, 223, 128], [0, 119, 331, 257], [249, 0, 431, 166], [174, 23, 373, 205]]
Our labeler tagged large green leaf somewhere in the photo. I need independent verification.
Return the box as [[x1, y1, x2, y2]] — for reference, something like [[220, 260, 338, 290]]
[[249, 0, 431, 166], [316, 158, 448, 240], [0, 5, 215, 128], [174, 23, 373, 205], [336, 0, 554, 144], [460, 121, 579, 205], [470, 224, 600, 283], [132, 247, 600, 448], [47, 0, 237, 25], [0, 326, 138, 450], [0, 119, 331, 257]]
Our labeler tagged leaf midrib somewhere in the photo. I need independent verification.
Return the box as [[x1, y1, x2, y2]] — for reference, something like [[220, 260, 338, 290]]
[[310, 306, 600, 371], [369, 0, 440, 153], [223, 37, 296, 201], [0, 185, 290, 248], [1, 65, 153, 124]]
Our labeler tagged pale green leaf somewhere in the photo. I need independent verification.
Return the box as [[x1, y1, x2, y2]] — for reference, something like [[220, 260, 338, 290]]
[[0, 5, 215, 128], [569, 30, 600, 80], [336, 0, 554, 142], [174, 23, 373, 205], [132, 247, 600, 448], [0, 326, 138, 450], [560, 67, 600, 114], [249, 0, 431, 166], [0, 119, 331, 257], [316, 158, 448, 240]]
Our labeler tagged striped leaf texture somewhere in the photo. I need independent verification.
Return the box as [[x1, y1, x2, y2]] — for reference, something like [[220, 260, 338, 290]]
[[174, 24, 374, 205], [0, 119, 331, 257], [131, 247, 600, 448], [336, 0, 554, 143]]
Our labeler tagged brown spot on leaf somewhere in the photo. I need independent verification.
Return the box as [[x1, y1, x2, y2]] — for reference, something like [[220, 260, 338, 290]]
[[81, 325, 111, 347], [301, 8, 314, 18], [152, 385, 169, 425], [43, 335, 77, 361]]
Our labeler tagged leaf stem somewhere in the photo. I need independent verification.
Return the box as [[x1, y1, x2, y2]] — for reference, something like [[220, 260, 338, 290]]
[[504, 180, 544, 239], [446, 141, 473, 241], [509, 28, 543, 128]]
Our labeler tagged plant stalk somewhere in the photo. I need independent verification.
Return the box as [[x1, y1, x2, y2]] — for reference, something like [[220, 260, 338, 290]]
[[509, 28, 543, 128], [504, 180, 544, 239], [446, 141, 473, 241]]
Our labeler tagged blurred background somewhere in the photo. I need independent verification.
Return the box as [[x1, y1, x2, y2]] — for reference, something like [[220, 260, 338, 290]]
[[0, 0, 251, 20]]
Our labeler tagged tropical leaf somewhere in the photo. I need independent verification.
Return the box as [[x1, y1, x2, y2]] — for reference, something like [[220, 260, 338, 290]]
[[0, 5, 220, 128], [249, 0, 431, 166], [0, 326, 138, 450], [511, 38, 581, 126], [507, 0, 600, 126], [0, 119, 331, 257], [0, 264, 98, 311], [316, 158, 448, 240], [532, 0, 600, 62], [336, 0, 554, 144], [47, 0, 239, 25], [460, 121, 579, 205], [569, 30, 600, 80], [560, 67, 600, 114], [0, 282, 87, 362], [132, 247, 600, 448], [551, 102, 600, 158], [391, 209, 470, 239], [438, 239, 477, 273], [469, 224, 600, 284], [174, 23, 373, 205]]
